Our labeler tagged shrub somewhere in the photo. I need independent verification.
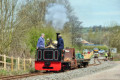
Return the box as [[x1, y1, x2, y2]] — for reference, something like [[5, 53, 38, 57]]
[[81, 45, 108, 50]]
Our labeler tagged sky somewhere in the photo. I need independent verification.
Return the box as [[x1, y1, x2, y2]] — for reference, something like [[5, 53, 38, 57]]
[[69, 0, 120, 27]]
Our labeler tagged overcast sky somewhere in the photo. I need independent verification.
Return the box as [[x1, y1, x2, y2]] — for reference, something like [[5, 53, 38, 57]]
[[69, 0, 120, 27]]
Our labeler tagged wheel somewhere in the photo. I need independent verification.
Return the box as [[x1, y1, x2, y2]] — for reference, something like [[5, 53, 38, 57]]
[[35, 70, 39, 73], [83, 62, 88, 68], [46, 70, 49, 72], [61, 67, 65, 72], [78, 65, 81, 68]]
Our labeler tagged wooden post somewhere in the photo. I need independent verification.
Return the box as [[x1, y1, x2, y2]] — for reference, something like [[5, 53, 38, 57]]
[[18, 57, 20, 70], [29, 58, 31, 67], [4, 55, 6, 70], [11, 56, 13, 71], [29, 58, 31, 64], [23, 58, 25, 71]]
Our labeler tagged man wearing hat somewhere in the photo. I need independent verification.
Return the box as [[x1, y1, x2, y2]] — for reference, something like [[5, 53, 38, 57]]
[[57, 34, 64, 49], [37, 33, 45, 49]]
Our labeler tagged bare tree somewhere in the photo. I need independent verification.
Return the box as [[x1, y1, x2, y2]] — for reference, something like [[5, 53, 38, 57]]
[[0, 0, 18, 54]]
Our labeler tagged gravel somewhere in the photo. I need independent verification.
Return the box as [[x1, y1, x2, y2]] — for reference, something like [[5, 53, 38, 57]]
[[21, 58, 117, 80]]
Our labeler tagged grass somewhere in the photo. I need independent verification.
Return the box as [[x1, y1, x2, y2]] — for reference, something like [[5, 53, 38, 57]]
[[113, 53, 120, 61], [0, 69, 8, 76], [0, 68, 36, 77]]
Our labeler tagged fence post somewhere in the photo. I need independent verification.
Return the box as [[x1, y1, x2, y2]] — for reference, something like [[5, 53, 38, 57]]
[[23, 58, 25, 71], [4, 55, 6, 70], [29, 58, 32, 67], [11, 56, 13, 71], [18, 57, 20, 70], [29, 58, 31, 64]]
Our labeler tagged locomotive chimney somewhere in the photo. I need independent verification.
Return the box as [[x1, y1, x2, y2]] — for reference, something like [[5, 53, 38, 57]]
[[56, 33, 60, 41]]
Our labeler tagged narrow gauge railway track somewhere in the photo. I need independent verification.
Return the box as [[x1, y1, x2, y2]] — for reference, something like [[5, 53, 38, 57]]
[[88, 64, 100, 66], [0, 72, 53, 80], [0, 63, 100, 80]]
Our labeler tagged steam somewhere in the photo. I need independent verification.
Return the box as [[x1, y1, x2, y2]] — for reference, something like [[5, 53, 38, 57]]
[[45, 3, 69, 29]]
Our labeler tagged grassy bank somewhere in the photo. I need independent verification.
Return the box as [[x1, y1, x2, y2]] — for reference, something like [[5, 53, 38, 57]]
[[0, 68, 35, 77], [113, 53, 120, 61]]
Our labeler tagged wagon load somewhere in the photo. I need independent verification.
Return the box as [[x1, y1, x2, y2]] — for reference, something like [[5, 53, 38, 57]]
[[75, 51, 93, 68], [84, 51, 93, 59]]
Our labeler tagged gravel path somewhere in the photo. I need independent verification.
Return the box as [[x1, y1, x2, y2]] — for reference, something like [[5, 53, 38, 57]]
[[72, 62, 120, 80], [21, 59, 118, 80]]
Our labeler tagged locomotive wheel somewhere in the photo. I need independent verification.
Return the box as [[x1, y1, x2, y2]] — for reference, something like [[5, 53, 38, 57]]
[[78, 65, 81, 68], [35, 70, 39, 73], [46, 70, 49, 73], [61, 67, 65, 72], [54, 71, 60, 73], [83, 62, 88, 68]]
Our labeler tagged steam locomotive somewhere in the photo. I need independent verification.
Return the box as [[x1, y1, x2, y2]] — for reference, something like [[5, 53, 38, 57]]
[[35, 33, 91, 71]]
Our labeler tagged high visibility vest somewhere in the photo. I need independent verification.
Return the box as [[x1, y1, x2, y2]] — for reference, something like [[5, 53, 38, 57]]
[[104, 53, 108, 56]]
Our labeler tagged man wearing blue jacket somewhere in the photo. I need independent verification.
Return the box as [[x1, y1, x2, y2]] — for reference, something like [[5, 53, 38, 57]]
[[57, 35, 64, 49], [37, 33, 45, 49]]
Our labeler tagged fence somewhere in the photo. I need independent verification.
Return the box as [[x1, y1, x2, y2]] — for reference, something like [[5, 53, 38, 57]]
[[0, 54, 35, 71]]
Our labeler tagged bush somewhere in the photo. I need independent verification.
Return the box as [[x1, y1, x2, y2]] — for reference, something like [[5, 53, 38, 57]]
[[81, 45, 108, 50]]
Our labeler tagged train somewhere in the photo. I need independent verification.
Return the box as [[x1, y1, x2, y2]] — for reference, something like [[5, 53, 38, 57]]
[[35, 33, 93, 71]]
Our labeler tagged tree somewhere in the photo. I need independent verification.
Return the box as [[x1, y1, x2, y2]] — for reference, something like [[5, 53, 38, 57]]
[[59, 0, 83, 46], [109, 25, 120, 52], [0, 0, 18, 55]]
